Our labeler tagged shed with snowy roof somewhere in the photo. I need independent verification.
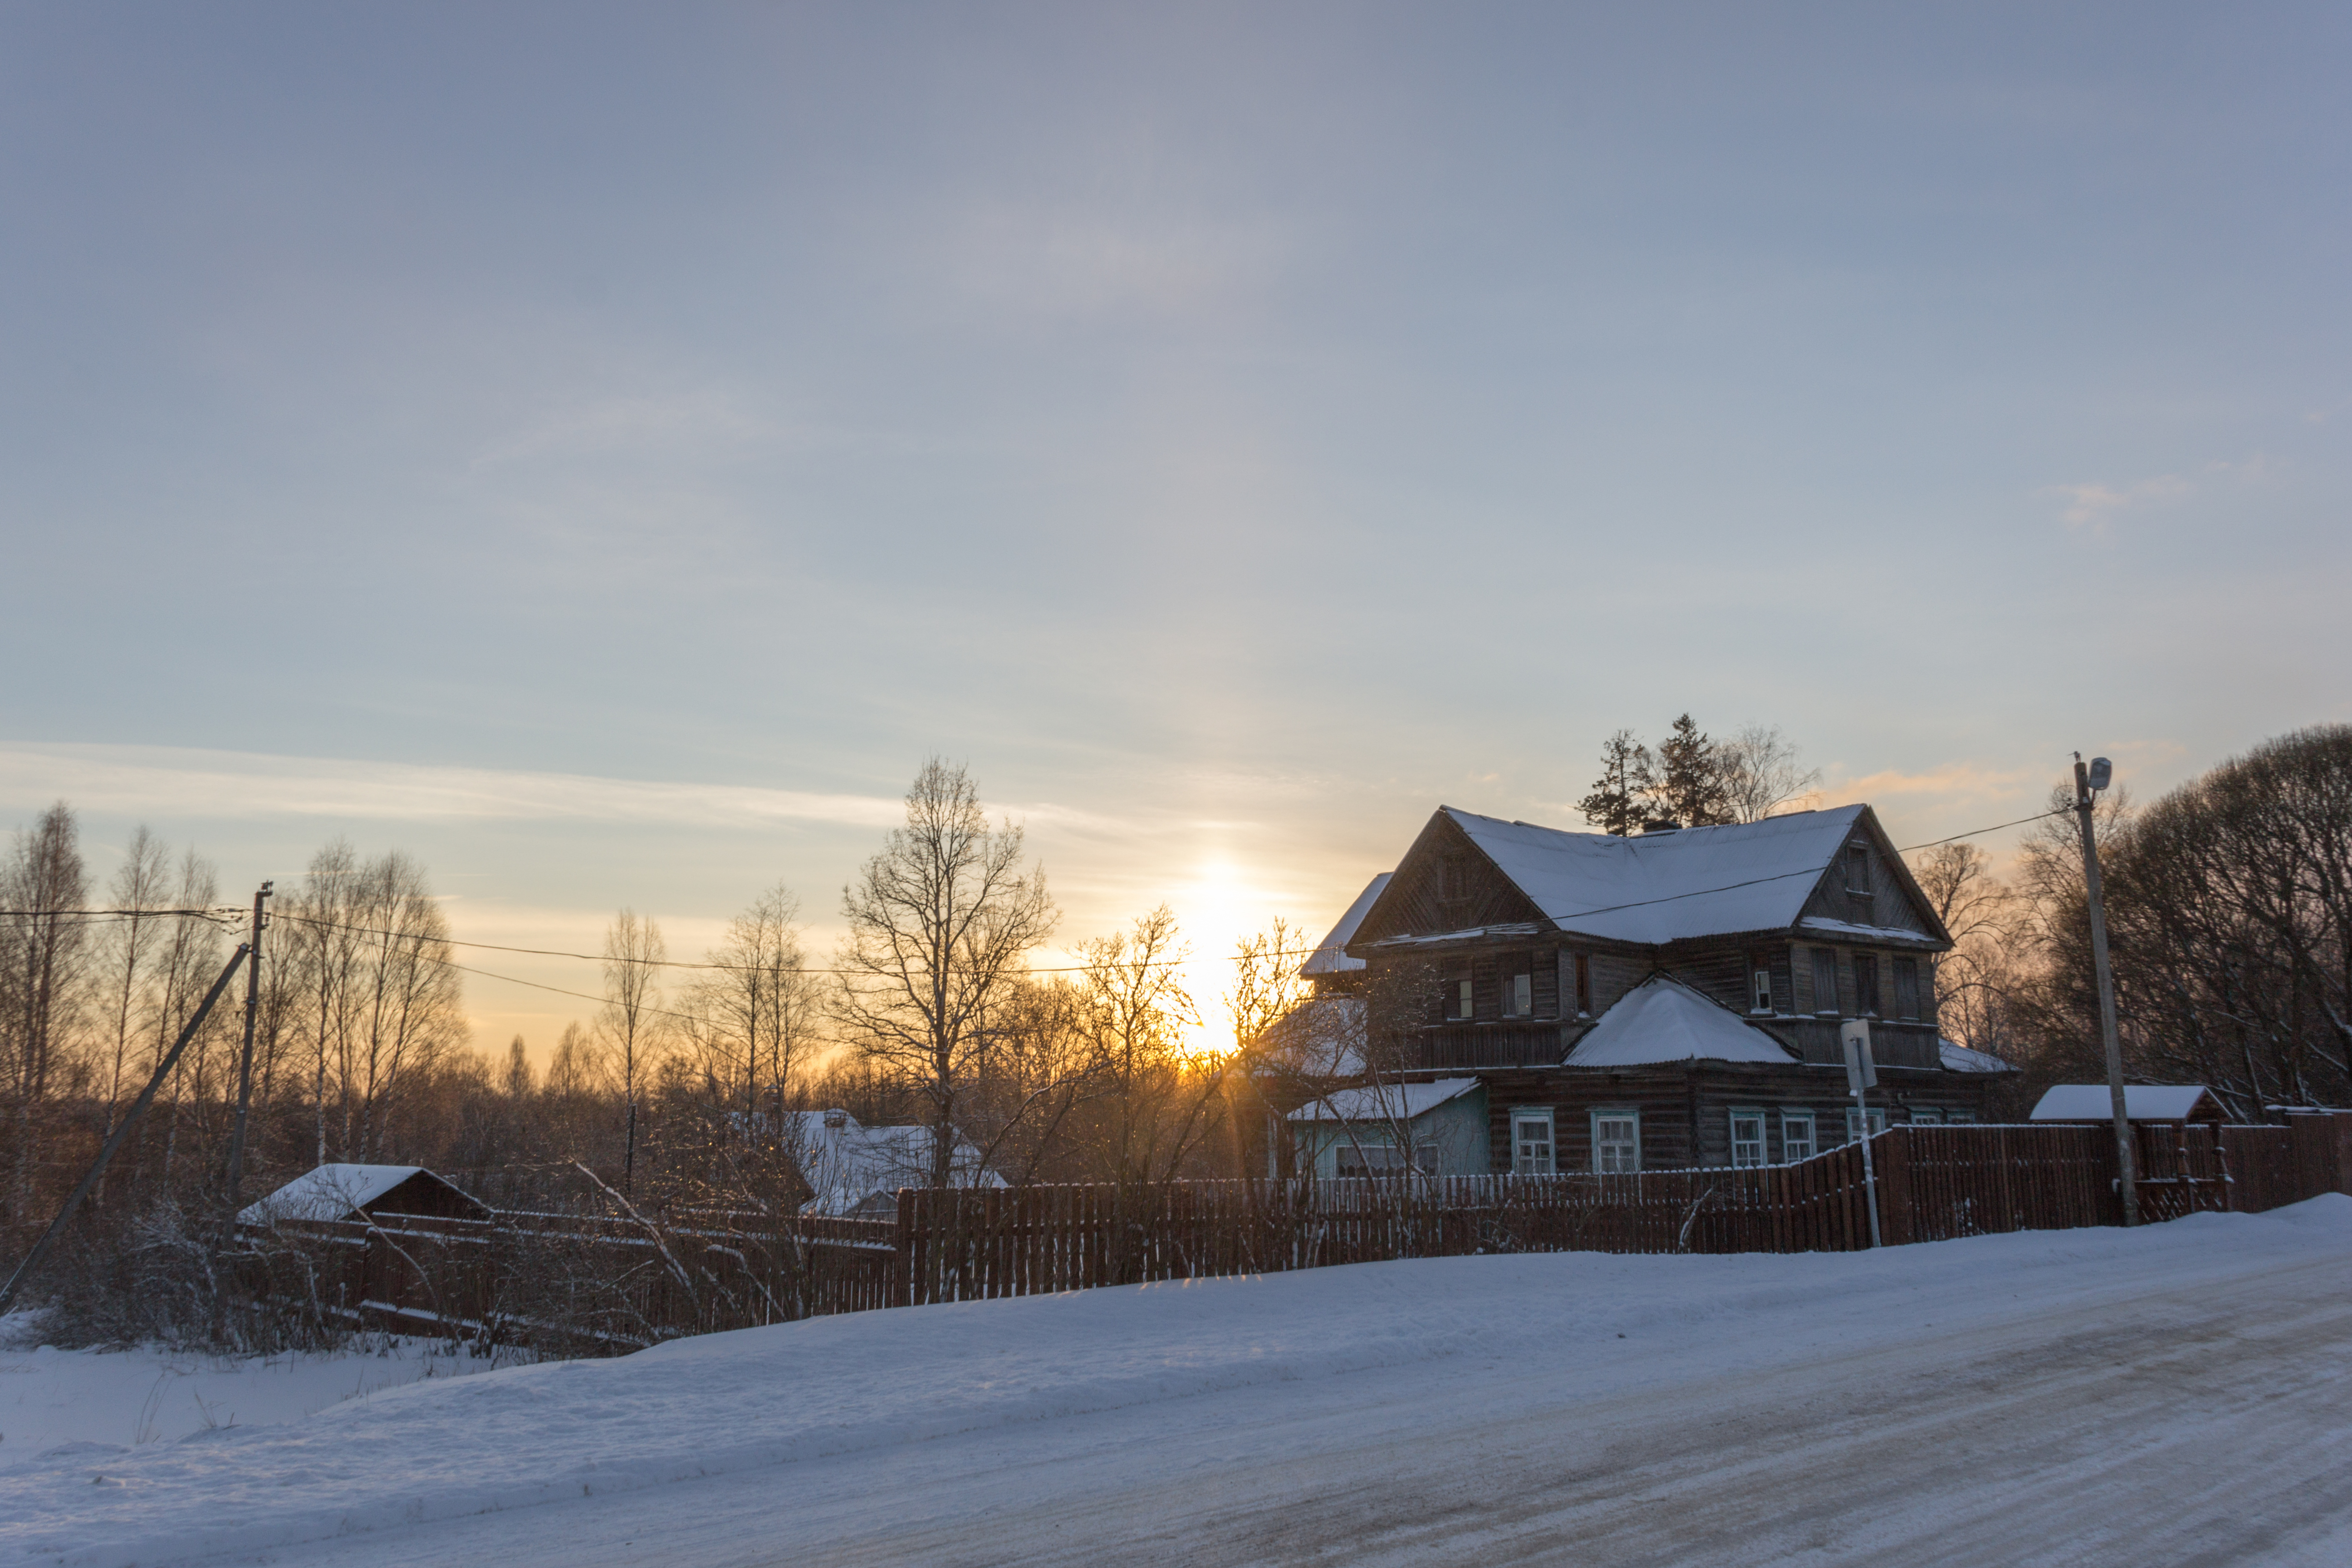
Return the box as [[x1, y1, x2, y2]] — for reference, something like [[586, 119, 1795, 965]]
[[1281, 801, 2000, 1175], [2029, 1085, 2227, 1125], [237, 1164, 490, 1227], [1286, 1077, 1489, 1176]]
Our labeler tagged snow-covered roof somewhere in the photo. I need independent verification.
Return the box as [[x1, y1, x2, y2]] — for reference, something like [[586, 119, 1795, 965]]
[[1257, 994, 1367, 1078], [1302, 874, 1392, 976], [1441, 805, 1878, 946], [1796, 917, 1942, 949], [236, 1165, 471, 1226], [1563, 977, 1796, 1067], [1939, 1040, 2017, 1073], [2030, 1085, 2224, 1122], [786, 1112, 1007, 1216], [1288, 1078, 1482, 1123]]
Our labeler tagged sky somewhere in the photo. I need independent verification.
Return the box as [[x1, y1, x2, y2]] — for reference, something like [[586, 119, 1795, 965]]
[[3, 3, 2347, 1059]]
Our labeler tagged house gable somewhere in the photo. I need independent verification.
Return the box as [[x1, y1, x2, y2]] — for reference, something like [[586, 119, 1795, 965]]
[[1793, 806, 1952, 947], [1351, 810, 1550, 947]]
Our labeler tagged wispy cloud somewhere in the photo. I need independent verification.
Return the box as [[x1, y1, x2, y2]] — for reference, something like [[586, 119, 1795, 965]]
[[2045, 473, 2190, 533], [0, 745, 907, 830]]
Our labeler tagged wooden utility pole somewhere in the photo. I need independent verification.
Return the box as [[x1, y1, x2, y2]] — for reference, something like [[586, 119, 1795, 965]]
[[2074, 753, 2140, 1227], [0, 943, 249, 1317], [222, 881, 272, 1220]]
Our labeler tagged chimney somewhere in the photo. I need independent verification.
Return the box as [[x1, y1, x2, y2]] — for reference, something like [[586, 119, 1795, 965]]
[[822, 1107, 848, 1130]]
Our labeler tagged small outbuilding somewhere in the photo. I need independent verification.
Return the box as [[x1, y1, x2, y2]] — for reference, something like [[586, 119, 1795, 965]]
[[1288, 1077, 1489, 1176], [237, 1163, 491, 1227], [2029, 1085, 2229, 1125]]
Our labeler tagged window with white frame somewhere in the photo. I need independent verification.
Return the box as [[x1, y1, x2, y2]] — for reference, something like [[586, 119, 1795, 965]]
[[1844, 1107, 1889, 1142], [1781, 1110, 1816, 1162], [1945, 1108, 1978, 1125], [1750, 962, 1774, 1014], [1592, 1109, 1640, 1173], [1729, 1109, 1766, 1168], [1446, 976, 1473, 1020], [1909, 1106, 1945, 1125], [1512, 1107, 1556, 1174]]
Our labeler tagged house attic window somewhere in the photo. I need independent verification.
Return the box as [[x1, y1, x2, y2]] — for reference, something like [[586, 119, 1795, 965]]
[[1846, 842, 1873, 899], [1892, 956, 1921, 1021], [1810, 948, 1840, 1015]]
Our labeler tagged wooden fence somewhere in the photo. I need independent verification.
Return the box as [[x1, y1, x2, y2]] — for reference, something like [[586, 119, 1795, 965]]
[[249, 1113, 2352, 1350]]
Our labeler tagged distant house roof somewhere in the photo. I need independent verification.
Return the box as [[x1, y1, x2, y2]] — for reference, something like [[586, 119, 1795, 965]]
[[1288, 1077, 1482, 1123], [1563, 976, 1797, 1067], [1939, 1040, 2018, 1073], [786, 1111, 1007, 1217], [2030, 1085, 2227, 1122], [1258, 994, 1367, 1078], [1436, 804, 1924, 947], [1302, 874, 1392, 976], [237, 1164, 488, 1226]]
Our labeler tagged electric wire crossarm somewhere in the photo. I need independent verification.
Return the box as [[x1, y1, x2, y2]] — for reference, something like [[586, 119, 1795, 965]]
[[0, 939, 252, 1318]]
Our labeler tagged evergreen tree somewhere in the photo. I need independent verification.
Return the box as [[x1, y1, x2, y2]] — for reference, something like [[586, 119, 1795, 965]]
[[1655, 713, 1734, 827], [1578, 730, 1656, 836]]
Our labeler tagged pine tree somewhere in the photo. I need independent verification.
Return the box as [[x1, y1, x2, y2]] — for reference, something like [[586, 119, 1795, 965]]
[[1655, 714, 1733, 827], [1578, 730, 1656, 836]]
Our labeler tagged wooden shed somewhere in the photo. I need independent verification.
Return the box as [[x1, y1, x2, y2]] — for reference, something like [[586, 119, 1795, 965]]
[[236, 1163, 491, 1226], [2029, 1085, 2228, 1125]]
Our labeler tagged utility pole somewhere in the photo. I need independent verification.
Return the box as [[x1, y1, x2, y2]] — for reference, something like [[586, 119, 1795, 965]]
[[222, 881, 272, 1222], [0, 943, 249, 1317], [2074, 753, 2139, 1227], [1842, 1019, 1882, 1248]]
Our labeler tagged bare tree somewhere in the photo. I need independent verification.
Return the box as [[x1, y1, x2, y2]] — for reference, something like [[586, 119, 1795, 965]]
[[92, 827, 172, 1181], [1221, 919, 1318, 1176], [834, 759, 1057, 1188], [1068, 906, 1205, 1187], [1717, 724, 1823, 823], [688, 883, 819, 1125], [598, 909, 671, 1191], [3, 803, 88, 1229]]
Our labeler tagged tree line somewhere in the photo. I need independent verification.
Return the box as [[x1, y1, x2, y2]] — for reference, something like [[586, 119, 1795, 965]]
[[0, 758, 1314, 1335]]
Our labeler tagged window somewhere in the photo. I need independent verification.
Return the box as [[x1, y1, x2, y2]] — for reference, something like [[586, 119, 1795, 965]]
[[1810, 948, 1840, 1015], [1892, 957, 1921, 1021], [1855, 954, 1881, 1017], [1781, 1111, 1816, 1162], [1512, 1108, 1556, 1174], [1338, 1142, 1439, 1176], [1446, 976, 1474, 1020], [1503, 966, 1533, 1019], [1945, 1108, 1978, 1125], [1909, 1107, 1945, 1125], [1729, 1109, 1766, 1168], [1846, 842, 1873, 898], [1575, 952, 1592, 1015], [1592, 1109, 1640, 1173], [1844, 1107, 1889, 1143], [1750, 960, 1774, 1014]]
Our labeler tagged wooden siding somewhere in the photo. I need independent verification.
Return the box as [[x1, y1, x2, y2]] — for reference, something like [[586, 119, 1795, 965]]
[[1352, 811, 1550, 946], [1463, 1063, 2004, 1173]]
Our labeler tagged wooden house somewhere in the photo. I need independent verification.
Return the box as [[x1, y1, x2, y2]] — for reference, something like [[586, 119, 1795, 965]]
[[1316, 804, 2010, 1174]]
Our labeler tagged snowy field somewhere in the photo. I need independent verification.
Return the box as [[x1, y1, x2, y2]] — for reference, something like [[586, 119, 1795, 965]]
[[5, 1198, 2351, 1568]]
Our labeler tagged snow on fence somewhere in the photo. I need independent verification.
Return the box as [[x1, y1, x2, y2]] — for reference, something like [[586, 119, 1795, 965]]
[[238, 1115, 2352, 1348]]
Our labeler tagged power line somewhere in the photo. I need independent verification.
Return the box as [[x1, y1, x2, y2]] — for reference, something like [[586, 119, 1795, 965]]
[[4, 804, 2071, 979]]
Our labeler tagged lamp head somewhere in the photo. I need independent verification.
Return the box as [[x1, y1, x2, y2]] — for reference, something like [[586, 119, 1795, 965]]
[[2087, 757, 2113, 792]]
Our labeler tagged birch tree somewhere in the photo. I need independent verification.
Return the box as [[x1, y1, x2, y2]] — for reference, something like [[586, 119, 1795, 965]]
[[834, 760, 1056, 1188]]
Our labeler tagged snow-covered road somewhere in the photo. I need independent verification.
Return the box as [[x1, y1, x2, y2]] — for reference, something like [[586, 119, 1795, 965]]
[[9, 1197, 2351, 1567]]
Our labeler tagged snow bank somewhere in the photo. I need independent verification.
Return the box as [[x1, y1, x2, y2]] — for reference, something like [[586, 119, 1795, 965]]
[[5, 1197, 2348, 1568]]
